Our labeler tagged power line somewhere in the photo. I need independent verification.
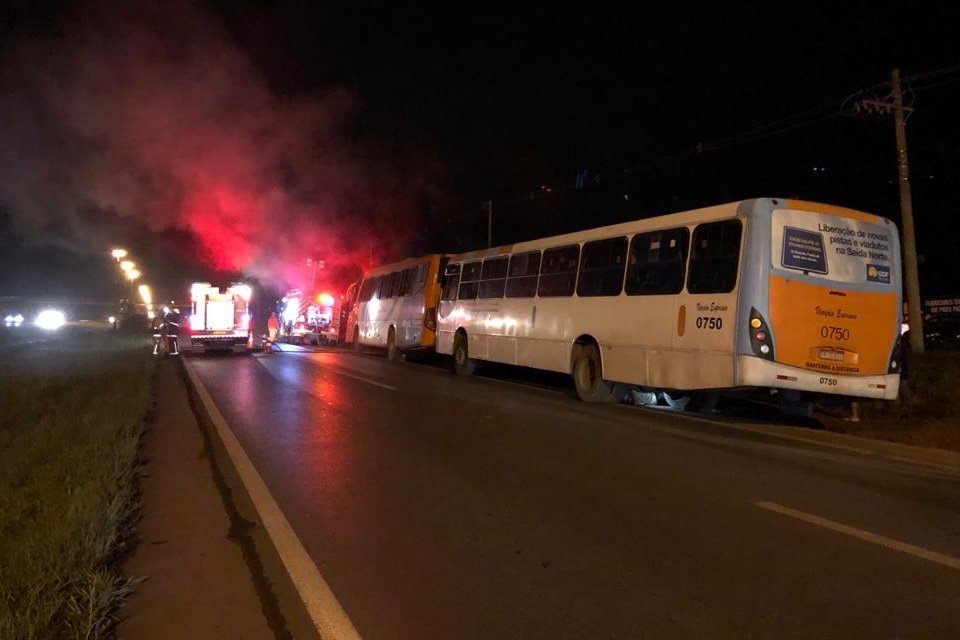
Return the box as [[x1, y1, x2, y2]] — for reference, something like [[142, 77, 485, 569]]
[[902, 63, 960, 86], [488, 98, 846, 210], [478, 62, 960, 231]]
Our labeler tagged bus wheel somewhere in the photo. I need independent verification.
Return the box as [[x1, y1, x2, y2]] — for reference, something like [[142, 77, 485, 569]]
[[387, 327, 403, 363], [352, 326, 362, 352], [453, 333, 475, 376], [573, 344, 614, 402]]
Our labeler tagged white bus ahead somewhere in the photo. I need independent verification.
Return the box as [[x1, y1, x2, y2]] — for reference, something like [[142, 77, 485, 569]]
[[436, 198, 902, 404], [347, 254, 451, 361]]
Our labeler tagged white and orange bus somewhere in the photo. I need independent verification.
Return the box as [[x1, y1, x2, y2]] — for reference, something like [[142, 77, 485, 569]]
[[436, 198, 903, 406], [346, 254, 451, 361]]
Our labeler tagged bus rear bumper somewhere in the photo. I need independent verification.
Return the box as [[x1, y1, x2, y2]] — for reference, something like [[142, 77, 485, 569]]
[[737, 355, 900, 400]]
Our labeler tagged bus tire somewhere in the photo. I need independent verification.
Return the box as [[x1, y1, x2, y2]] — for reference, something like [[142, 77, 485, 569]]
[[352, 326, 362, 352], [387, 327, 402, 363], [453, 333, 475, 376], [573, 343, 615, 402]]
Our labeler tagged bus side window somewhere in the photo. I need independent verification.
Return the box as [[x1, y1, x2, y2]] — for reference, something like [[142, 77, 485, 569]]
[[441, 264, 461, 301], [380, 272, 396, 298], [397, 269, 410, 297], [410, 263, 428, 296], [625, 228, 690, 295], [478, 256, 508, 299], [391, 271, 404, 298], [577, 237, 627, 297], [687, 220, 742, 294], [506, 251, 540, 298], [458, 261, 482, 300], [538, 245, 580, 297]]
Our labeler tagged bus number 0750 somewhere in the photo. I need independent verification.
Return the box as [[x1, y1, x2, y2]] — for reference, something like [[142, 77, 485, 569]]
[[820, 325, 851, 341], [696, 316, 723, 330]]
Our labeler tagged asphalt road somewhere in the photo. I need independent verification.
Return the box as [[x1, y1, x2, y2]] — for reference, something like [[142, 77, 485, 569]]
[[185, 346, 960, 640]]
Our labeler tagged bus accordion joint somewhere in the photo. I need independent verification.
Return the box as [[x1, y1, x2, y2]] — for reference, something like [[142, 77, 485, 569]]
[[749, 307, 775, 360]]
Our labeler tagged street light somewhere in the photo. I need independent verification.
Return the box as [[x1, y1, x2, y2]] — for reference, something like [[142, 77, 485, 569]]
[[138, 283, 155, 318], [111, 248, 128, 261], [120, 260, 136, 273]]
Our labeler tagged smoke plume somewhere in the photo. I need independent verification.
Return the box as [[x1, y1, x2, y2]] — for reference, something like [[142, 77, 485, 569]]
[[0, 0, 445, 294]]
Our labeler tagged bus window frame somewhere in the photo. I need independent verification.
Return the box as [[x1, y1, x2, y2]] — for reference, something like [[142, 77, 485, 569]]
[[441, 263, 461, 301], [687, 219, 743, 294], [506, 251, 541, 298], [538, 244, 580, 298], [625, 227, 690, 296], [478, 256, 509, 299], [576, 236, 628, 297], [458, 261, 482, 300]]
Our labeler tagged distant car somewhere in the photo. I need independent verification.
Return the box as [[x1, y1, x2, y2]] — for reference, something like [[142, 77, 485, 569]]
[[4, 313, 24, 327], [919, 320, 960, 350]]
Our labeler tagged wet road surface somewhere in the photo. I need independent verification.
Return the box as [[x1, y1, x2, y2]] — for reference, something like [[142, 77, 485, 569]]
[[186, 347, 960, 639]]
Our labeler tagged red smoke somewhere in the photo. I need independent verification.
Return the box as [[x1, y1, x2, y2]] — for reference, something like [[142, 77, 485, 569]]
[[0, 0, 447, 297], [183, 185, 258, 272]]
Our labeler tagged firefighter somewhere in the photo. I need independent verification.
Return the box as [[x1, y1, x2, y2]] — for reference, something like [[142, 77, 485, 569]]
[[152, 314, 164, 355], [266, 311, 279, 353], [165, 308, 181, 355]]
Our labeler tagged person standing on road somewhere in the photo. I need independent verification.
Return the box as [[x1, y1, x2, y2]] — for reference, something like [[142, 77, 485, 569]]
[[152, 315, 164, 355], [266, 312, 279, 353], [165, 308, 181, 355]]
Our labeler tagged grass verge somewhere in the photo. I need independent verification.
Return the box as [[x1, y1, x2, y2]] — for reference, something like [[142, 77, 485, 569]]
[[0, 328, 155, 639], [818, 350, 960, 452]]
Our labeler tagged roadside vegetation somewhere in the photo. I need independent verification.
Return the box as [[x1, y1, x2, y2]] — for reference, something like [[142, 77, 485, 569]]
[[820, 350, 960, 452], [0, 327, 154, 639]]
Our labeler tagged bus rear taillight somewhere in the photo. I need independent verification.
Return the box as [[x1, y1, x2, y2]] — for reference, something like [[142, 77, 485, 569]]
[[424, 307, 438, 331], [749, 308, 775, 360]]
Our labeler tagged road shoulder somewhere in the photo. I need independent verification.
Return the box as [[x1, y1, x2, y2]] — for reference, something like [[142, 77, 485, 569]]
[[117, 357, 288, 639]]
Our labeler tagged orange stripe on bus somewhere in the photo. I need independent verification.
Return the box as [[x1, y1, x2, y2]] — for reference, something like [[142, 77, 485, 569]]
[[784, 199, 882, 224]]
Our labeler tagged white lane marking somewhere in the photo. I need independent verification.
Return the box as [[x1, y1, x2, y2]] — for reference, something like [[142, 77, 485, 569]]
[[184, 360, 363, 640], [884, 455, 960, 476], [755, 501, 960, 571]]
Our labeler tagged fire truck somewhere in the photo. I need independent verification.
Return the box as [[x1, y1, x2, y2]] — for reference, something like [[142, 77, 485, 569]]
[[188, 282, 253, 352], [280, 288, 343, 346]]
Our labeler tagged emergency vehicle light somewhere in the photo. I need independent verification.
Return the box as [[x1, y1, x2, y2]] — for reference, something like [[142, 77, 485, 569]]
[[231, 284, 253, 301]]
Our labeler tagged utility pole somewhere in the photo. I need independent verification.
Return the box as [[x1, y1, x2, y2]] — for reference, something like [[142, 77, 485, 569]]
[[854, 68, 924, 353], [485, 200, 493, 248]]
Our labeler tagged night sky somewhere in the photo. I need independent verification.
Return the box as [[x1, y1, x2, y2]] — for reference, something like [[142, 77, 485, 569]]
[[1, 1, 959, 308]]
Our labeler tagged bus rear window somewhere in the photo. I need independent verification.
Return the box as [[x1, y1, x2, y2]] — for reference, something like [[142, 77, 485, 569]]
[[687, 220, 742, 294]]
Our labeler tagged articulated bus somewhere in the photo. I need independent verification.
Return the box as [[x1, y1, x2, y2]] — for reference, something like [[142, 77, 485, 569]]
[[347, 254, 451, 361], [436, 198, 903, 405]]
